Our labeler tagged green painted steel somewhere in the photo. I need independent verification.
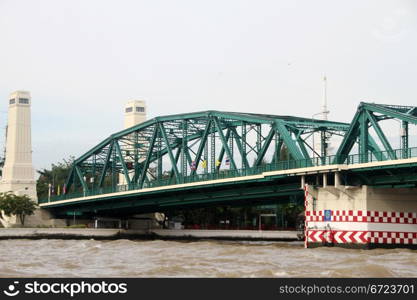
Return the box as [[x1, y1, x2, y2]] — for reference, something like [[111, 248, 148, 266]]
[[114, 140, 131, 188], [42, 144, 417, 205], [41, 103, 417, 212], [213, 116, 238, 170], [335, 102, 417, 163], [366, 110, 396, 160]]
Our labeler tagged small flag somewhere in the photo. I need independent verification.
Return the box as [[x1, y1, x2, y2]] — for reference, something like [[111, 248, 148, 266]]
[[225, 157, 230, 166], [215, 160, 221, 167], [201, 160, 207, 169]]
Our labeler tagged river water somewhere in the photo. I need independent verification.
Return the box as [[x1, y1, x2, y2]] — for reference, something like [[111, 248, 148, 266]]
[[0, 239, 416, 277]]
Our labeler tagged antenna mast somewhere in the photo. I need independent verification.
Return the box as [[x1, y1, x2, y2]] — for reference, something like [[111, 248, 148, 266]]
[[322, 75, 329, 120]]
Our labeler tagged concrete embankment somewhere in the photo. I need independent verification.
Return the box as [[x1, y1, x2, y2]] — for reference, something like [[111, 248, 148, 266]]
[[152, 229, 298, 241], [0, 228, 299, 241]]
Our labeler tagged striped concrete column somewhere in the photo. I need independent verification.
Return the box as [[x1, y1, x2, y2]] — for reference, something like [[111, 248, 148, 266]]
[[305, 185, 417, 248]]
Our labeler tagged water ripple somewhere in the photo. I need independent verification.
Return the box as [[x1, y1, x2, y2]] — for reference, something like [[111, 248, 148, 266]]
[[0, 239, 415, 277]]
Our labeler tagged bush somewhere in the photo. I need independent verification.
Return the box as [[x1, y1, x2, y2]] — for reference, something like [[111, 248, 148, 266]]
[[0, 192, 37, 225]]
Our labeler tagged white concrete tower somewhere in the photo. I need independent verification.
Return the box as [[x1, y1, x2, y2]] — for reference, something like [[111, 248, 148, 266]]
[[119, 100, 147, 186], [124, 100, 147, 129], [0, 91, 37, 201]]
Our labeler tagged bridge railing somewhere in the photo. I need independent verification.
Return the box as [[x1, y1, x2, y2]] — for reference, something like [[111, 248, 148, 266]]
[[39, 146, 417, 204]]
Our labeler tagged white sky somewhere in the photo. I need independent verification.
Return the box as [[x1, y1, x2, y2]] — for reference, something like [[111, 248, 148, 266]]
[[0, 0, 416, 170]]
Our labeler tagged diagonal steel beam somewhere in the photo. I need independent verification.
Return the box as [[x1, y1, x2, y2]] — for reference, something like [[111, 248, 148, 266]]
[[213, 117, 237, 170], [183, 145, 193, 169], [366, 110, 396, 160], [254, 125, 276, 166], [295, 133, 313, 166], [363, 102, 417, 125], [406, 107, 417, 116], [114, 140, 132, 188], [271, 135, 283, 164], [98, 142, 114, 187], [230, 127, 250, 169], [159, 122, 180, 182], [64, 166, 76, 194], [138, 124, 159, 188], [75, 165, 88, 193], [215, 128, 232, 171], [368, 135, 386, 161], [335, 110, 362, 163], [169, 146, 182, 183], [190, 119, 212, 175], [274, 120, 304, 161]]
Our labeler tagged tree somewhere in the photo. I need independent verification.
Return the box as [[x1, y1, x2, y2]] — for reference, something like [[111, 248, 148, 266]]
[[0, 192, 38, 226], [36, 157, 75, 199], [280, 144, 290, 161], [281, 203, 303, 228]]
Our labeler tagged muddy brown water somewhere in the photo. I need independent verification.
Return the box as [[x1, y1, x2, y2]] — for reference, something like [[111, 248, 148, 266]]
[[0, 239, 416, 277]]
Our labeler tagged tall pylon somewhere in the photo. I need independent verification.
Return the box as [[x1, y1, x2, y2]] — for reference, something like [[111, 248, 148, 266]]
[[119, 100, 147, 186], [0, 91, 37, 202], [124, 100, 147, 129]]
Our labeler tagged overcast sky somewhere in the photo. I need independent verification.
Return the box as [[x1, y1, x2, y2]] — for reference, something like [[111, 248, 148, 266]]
[[0, 0, 416, 170]]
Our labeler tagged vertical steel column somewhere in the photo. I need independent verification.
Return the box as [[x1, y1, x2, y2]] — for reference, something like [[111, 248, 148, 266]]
[[359, 111, 369, 163], [157, 130, 162, 179], [111, 141, 116, 191], [242, 121, 246, 169], [92, 154, 96, 192], [182, 120, 188, 178], [204, 134, 208, 174], [273, 133, 282, 164], [257, 124, 262, 154], [210, 121, 216, 174], [402, 121, 409, 158], [229, 129, 234, 167], [320, 130, 327, 164], [134, 131, 139, 187]]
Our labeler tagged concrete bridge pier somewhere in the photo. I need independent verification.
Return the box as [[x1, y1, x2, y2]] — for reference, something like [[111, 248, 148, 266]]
[[305, 181, 417, 248]]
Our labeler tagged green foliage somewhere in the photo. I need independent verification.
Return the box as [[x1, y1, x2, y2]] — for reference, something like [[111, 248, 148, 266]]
[[0, 192, 38, 225], [251, 158, 268, 166], [280, 144, 290, 161], [36, 157, 75, 199], [281, 203, 303, 227]]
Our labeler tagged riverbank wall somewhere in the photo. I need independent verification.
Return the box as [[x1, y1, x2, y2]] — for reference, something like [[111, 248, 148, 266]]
[[0, 228, 299, 241]]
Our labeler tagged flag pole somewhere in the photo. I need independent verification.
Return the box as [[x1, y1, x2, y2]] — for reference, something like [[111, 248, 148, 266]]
[[48, 183, 51, 202]]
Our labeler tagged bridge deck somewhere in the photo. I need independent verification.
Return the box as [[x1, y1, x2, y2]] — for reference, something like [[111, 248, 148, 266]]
[[40, 156, 417, 209]]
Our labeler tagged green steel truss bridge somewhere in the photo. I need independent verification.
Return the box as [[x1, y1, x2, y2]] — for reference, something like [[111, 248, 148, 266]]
[[40, 102, 417, 218]]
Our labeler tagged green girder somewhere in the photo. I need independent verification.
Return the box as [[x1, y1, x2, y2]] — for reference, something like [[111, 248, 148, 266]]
[[59, 103, 416, 200]]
